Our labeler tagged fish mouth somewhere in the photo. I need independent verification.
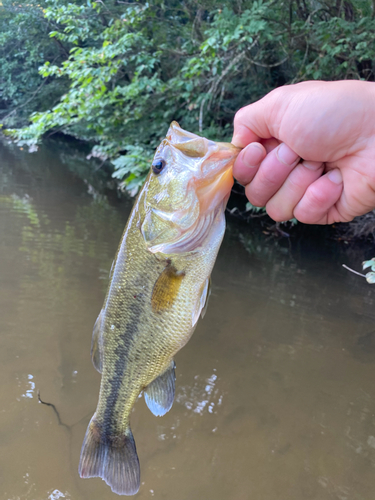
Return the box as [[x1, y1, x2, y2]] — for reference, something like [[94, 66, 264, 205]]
[[194, 142, 240, 215], [195, 166, 234, 215]]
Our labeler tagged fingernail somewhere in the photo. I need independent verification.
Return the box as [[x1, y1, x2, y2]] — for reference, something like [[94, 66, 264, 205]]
[[277, 143, 299, 166], [304, 161, 322, 171], [243, 143, 264, 168], [328, 169, 342, 184]]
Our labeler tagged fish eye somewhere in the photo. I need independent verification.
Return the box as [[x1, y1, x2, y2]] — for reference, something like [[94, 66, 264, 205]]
[[152, 160, 166, 175]]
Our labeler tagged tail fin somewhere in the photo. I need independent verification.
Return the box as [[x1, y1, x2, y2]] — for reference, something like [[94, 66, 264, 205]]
[[79, 417, 140, 496]]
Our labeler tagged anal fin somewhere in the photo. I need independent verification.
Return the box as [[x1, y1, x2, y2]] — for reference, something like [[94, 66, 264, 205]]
[[144, 360, 176, 417], [91, 310, 104, 373]]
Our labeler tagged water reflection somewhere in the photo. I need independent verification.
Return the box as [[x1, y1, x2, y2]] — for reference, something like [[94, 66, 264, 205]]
[[176, 371, 223, 416], [48, 490, 71, 500], [20, 374, 35, 400], [1, 138, 375, 500]]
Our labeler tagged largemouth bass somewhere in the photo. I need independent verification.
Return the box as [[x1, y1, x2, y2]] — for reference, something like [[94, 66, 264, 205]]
[[79, 122, 240, 495]]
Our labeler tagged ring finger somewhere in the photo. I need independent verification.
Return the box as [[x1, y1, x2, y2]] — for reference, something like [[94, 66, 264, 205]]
[[265, 161, 324, 221]]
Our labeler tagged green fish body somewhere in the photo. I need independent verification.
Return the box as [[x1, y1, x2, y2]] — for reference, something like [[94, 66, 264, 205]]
[[79, 122, 240, 495]]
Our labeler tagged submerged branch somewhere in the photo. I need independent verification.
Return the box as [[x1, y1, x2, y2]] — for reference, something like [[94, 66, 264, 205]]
[[37, 390, 70, 429]]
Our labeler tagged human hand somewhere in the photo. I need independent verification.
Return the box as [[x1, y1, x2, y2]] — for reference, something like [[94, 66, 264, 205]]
[[232, 80, 375, 224]]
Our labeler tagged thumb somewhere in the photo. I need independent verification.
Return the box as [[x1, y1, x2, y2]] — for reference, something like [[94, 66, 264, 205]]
[[231, 88, 291, 148]]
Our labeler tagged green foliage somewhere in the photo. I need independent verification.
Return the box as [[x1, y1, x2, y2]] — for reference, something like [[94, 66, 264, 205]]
[[362, 258, 375, 283], [245, 201, 265, 214], [0, 0, 70, 127], [6, 0, 375, 193], [112, 145, 150, 195]]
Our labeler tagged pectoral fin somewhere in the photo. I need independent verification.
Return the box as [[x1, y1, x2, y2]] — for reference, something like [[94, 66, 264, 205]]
[[91, 310, 104, 373], [192, 277, 211, 327], [200, 277, 211, 319], [144, 360, 176, 417]]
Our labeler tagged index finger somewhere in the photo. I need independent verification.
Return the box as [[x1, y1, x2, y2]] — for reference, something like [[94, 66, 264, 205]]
[[232, 97, 276, 148], [231, 122, 262, 148]]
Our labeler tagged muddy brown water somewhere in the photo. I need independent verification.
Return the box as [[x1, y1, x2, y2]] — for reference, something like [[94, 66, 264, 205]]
[[1, 138, 375, 500]]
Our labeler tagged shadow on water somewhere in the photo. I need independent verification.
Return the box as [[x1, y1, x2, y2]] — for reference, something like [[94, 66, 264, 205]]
[[1, 137, 375, 500]]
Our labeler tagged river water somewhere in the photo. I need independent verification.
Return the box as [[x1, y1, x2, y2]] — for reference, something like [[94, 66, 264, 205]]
[[1, 138, 375, 500]]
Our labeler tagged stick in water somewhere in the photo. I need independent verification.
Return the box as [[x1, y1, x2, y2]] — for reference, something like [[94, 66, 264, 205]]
[[37, 390, 69, 429], [342, 264, 367, 278]]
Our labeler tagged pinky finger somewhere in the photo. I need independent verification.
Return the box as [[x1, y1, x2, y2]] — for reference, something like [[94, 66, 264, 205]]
[[293, 169, 343, 225]]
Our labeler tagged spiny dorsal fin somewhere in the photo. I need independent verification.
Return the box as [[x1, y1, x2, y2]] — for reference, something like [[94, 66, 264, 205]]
[[144, 360, 176, 417]]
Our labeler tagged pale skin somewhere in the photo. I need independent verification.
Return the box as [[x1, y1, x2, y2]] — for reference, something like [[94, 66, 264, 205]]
[[231, 80, 375, 224]]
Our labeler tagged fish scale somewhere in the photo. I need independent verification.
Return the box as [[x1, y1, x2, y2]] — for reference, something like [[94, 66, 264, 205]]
[[78, 122, 240, 495]]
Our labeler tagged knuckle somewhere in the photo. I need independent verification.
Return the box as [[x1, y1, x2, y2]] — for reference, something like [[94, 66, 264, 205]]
[[267, 87, 283, 101], [285, 172, 306, 192], [266, 195, 293, 222], [233, 106, 249, 126], [245, 185, 265, 208], [258, 169, 280, 191], [267, 87, 288, 109], [305, 184, 327, 208], [293, 207, 314, 224], [266, 203, 292, 222]]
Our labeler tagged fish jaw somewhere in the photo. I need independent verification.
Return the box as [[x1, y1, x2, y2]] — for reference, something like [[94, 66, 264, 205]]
[[194, 164, 234, 215], [193, 141, 240, 216]]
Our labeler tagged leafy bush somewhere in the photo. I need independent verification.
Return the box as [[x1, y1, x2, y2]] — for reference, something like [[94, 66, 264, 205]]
[[363, 258, 375, 283], [7, 0, 375, 193], [0, 0, 70, 127]]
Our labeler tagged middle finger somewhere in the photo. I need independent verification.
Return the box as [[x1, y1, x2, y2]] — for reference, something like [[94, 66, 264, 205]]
[[245, 143, 300, 207]]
